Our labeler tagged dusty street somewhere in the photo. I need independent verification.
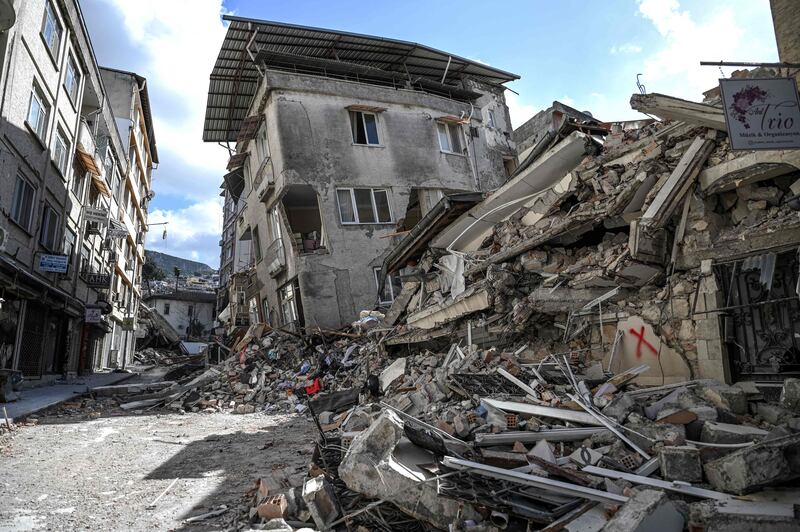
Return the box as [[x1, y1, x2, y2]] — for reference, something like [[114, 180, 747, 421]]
[[0, 410, 314, 531]]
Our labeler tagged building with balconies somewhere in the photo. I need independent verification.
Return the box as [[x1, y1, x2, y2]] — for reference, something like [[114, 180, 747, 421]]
[[0, 0, 155, 382], [204, 18, 518, 330]]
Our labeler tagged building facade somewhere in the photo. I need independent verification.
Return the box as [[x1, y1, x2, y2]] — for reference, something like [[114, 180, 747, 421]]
[[144, 291, 215, 341], [0, 0, 155, 383], [205, 18, 519, 330]]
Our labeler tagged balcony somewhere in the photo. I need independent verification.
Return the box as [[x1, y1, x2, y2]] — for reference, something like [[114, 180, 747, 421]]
[[78, 118, 96, 156]]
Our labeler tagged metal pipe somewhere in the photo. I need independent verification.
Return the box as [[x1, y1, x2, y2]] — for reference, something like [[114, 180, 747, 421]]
[[443, 456, 628, 505], [474, 427, 609, 447]]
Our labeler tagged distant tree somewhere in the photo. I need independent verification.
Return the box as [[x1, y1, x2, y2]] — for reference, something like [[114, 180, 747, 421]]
[[142, 261, 165, 296]]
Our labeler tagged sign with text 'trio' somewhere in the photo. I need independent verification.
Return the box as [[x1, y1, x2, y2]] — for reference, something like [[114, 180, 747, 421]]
[[720, 77, 800, 151]]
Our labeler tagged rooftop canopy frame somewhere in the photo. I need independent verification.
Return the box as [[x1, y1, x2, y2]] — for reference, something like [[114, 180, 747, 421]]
[[203, 16, 519, 143]]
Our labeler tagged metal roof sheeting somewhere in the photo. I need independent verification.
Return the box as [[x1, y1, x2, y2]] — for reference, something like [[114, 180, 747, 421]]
[[203, 16, 519, 142]]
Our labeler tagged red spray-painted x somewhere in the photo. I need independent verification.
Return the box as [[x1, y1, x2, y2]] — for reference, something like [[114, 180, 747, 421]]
[[629, 326, 658, 358]]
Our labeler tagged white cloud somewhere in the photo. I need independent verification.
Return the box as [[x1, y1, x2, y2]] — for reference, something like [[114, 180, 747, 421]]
[[505, 90, 539, 129], [635, 0, 777, 100], [560, 95, 575, 106], [146, 199, 223, 267], [610, 43, 642, 55], [103, 0, 230, 177]]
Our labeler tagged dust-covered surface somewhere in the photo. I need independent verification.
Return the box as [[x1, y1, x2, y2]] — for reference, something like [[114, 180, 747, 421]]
[[0, 410, 314, 531]]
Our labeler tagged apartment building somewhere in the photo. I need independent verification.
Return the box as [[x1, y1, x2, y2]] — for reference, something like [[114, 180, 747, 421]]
[[205, 18, 519, 330], [0, 0, 155, 382]]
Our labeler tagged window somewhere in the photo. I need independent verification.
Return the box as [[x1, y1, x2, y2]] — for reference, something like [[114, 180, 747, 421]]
[[163, 303, 170, 315], [188, 305, 194, 317], [41, 1, 62, 59], [27, 84, 50, 140], [40, 204, 60, 251], [53, 127, 68, 174], [437, 122, 463, 154], [349, 111, 379, 145], [487, 109, 496, 128], [256, 123, 269, 161], [64, 55, 81, 103], [279, 283, 298, 325], [11, 174, 35, 230], [71, 158, 86, 198], [252, 225, 262, 262], [336, 188, 392, 224], [374, 268, 402, 304]]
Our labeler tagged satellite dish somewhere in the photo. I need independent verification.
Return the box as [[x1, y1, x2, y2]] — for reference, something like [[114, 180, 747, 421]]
[[0, 0, 15, 32]]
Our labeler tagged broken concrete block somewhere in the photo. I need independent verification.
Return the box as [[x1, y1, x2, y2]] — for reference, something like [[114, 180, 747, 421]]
[[603, 393, 640, 423], [700, 421, 768, 444], [698, 382, 748, 415], [704, 433, 800, 494], [780, 378, 800, 413], [659, 445, 702, 483], [261, 518, 293, 531], [338, 409, 480, 529], [625, 422, 686, 451], [689, 499, 800, 532], [602, 488, 684, 532], [757, 402, 793, 425], [379, 357, 407, 392], [302, 474, 339, 530]]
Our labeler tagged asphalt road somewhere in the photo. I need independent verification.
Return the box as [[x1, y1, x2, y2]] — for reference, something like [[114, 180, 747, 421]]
[[0, 408, 314, 531]]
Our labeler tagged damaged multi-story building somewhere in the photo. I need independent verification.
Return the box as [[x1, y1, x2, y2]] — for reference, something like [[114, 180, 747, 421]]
[[204, 17, 519, 330], [0, 0, 157, 383]]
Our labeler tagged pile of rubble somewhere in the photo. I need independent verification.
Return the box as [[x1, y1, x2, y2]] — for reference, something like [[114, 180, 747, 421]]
[[232, 334, 800, 531]]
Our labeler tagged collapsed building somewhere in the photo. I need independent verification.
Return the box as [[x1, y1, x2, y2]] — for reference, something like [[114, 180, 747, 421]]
[[204, 17, 519, 331]]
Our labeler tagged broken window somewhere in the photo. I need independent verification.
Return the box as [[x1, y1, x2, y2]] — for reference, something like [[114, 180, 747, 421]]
[[374, 267, 401, 304], [350, 111, 380, 145], [279, 281, 299, 326], [437, 122, 463, 154], [163, 303, 170, 315], [336, 188, 392, 224], [282, 185, 324, 253]]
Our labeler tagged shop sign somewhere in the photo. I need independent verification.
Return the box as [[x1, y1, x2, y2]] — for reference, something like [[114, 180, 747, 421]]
[[82, 272, 111, 288], [85, 308, 102, 323], [39, 254, 68, 273], [720, 77, 800, 150], [84, 206, 109, 225]]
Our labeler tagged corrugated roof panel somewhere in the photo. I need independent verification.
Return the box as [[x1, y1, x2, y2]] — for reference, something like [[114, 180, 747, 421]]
[[203, 16, 519, 142]]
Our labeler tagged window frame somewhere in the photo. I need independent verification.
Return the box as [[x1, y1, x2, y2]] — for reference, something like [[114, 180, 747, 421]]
[[53, 125, 69, 175], [487, 109, 496, 128], [63, 54, 81, 105], [349, 110, 381, 146], [39, 202, 61, 252], [374, 267, 401, 304], [252, 225, 262, 263], [336, 187, 393, 225], [40, 1, 63, 63], [437, 121, 464, 155], [163, 302, 170, 315], [10, 173, 36, 232], [27, 83, 50, 141]]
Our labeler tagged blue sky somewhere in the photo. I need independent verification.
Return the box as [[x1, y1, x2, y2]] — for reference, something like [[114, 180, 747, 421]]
[[82, 0, 779, 267]]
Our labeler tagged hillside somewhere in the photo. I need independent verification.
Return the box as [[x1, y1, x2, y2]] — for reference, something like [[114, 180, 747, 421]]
[[144, 250, 216, 276]]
